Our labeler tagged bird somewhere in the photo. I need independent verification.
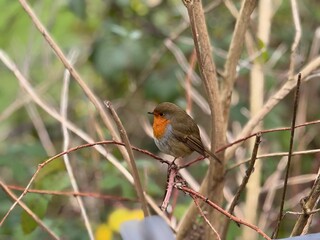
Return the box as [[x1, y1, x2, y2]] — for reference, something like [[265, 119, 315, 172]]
[[148, 102, 221, 164]]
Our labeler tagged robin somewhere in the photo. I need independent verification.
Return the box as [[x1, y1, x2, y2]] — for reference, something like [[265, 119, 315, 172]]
[[148, 102, 221, 164]]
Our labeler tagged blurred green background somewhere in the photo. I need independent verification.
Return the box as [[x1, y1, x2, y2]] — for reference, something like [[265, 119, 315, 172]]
[[0, 0, 320, 239]]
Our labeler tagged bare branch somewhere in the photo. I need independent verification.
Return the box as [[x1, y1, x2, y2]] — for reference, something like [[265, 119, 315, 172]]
[[291, 167, 320, 235], [5, 185, 137, 202], [176, 185, 271, 240], [288, 0, 302, 78], [228, 134, 261, 216], [60, 51, 94, 240], [225, 56, 320, 160], [272, 73, 302, 238], [178, 0, 226, 237], [192, 196, 221, 240], [222, 0, 257, 122], [0, 180, 60, 240], [104, 101, 150, 217]]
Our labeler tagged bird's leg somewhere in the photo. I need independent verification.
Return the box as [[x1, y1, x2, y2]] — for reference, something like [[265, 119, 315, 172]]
[[168, 157, 177, 170], [172, 157, 177, 165]]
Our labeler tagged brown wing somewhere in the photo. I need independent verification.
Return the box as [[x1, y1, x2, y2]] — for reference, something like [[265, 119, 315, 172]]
[[174, 132, 221, 163], [171, 111, 221, 163], [172, 117, 221, 163], [170, 115, 206, 156], [175, 132, 206, 156]]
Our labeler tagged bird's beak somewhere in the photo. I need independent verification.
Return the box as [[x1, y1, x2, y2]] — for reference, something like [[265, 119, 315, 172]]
[[148, 111, 154, 115]]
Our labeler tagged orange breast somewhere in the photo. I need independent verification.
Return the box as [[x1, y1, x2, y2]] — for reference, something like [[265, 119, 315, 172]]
[[153, 115, 170, 139]]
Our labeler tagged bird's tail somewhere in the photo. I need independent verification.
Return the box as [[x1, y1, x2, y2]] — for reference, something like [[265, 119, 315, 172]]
[[205, 149, 222, 164]]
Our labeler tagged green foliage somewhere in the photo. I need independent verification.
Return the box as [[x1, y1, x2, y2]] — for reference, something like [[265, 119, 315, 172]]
[[0, 0, 320, 238], [21, 195, 48, 234], [173, 203, 190, 220], [226, 222, 241, 240], [68, 0, 87, 20], [257, 38, 269, 63], [144, 73, 181, 102]]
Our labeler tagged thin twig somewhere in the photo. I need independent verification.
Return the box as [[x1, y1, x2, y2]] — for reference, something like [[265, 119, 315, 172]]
[[165, 39, 201, 84], [0, 48, 171, 228], [260, 174, 317, 193], [223, 134, 262, 237], [185, 48, 197, 115], [178, 77, 211, 115], [104, 101, 150, 217], [161, 165, 179, 211], [222, 0, 258, 121], [178, 0, 225, 237], [5, 185, 136, 202], [259, 158, 287, 230], [0, 180, 60, 240], [288, 0, 302, 78], [224, 56, 320, 161], [228, 134, 261, 215], [291, 167, 320, 235], [0, 48, 136, 183], [176, 185, 271, 240], [25, 104, 56, 155], [240, 0, 271, 237], [192, 196, 221, 240], [228, 148, 320, 171], [0, 80, 52, 123], [286, 207, 320, 216], [17, 0, 137, 185], [272, 73, 302, 238], [60, 51, 94, 240], [0, 140, 167, 226], [218, 119, 320, 154], [179, 156, 206, 169]]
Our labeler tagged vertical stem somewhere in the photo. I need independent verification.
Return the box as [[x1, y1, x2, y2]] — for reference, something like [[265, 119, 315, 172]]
[[105, 101, 150, 217], [222, 0, 258, 123], [227, 134, 261, 215], [60, 52, 94, 239], [272, 73, 302, 238], [242, 1, 272, 239], [178, 0, 225, 238]]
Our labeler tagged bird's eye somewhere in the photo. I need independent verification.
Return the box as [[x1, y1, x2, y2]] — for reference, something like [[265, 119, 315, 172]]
[[159, 113, 164, 116]]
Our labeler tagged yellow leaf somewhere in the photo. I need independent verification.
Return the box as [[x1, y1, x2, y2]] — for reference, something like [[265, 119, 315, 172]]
[[95, 224, 112, 240], [128, 209, 144, 220], [108, 208, 144, 232]]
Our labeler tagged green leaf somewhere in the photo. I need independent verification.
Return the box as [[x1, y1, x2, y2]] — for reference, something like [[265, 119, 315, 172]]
[[257, 38, 269, 63], [21, 195, 48, 234], [35, 158, 66, 188], [68, 0, 87, 19], [144, 73, 181, 102]]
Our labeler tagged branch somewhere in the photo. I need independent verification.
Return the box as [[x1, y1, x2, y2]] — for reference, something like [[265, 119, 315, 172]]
[[192, 196, 221, 240], [161, 165, 179, 211], [104, 101, 150, 217], [5, 185, 137, 202], [227, 134, 261, 218], [17, 0, 135, 179], [288, 0, 302, 78], [218, 119, 320, 154], [228, 148, 320, 171], [0, 180, 60, 240], [222, 0, 258, 122], [0, 140, 167, 226], [60, 51, 94, 240], [176, 185, 271, 240], [291, 168, 320, 235], [225, 56, 320, 160], [272, 73, 302, 238], [177, 0, 226, 239], [178, 0, 225, 238]]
